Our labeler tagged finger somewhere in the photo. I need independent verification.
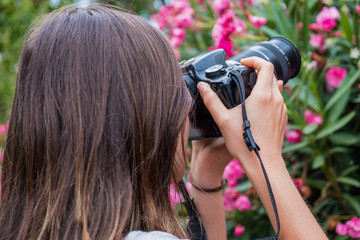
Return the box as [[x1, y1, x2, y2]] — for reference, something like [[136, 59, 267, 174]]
[[197, 82, 228, 124], [277, 80, 284, 93], [241, 57, 274, 90]]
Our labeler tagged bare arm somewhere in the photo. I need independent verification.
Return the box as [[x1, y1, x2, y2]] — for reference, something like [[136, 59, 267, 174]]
[[189, 57, 327, 240]]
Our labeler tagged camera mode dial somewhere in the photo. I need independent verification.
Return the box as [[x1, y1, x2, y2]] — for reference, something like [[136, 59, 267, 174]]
[[205, 64, 224, 78]]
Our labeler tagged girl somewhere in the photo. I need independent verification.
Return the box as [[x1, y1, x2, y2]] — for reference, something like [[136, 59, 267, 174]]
[[0, 4, 327, 240]]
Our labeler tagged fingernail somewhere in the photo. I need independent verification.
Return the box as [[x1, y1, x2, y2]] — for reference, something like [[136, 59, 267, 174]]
[[197, 82, 207, 92]]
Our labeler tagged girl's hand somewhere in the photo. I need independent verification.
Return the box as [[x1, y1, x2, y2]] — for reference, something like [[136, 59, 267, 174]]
[[190, 137, 232, 188], [196, 57, 287, 171]]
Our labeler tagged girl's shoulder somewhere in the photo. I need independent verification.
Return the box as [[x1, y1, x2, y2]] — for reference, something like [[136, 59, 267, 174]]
[[125, 231, 188, 240]]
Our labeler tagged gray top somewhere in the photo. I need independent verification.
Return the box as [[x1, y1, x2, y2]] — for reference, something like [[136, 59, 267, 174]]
[[125, 231, 187, 240]]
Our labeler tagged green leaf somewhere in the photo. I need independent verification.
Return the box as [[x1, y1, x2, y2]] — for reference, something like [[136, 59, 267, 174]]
[[313, 197, 334, 214], [324, 70, 360, 112], [353, 96, 360, 103], [261, 26, 279, 38], [329, 132, 359, 146], [302, 0, 310, 51], [303, 124, 318, 135], [306, 177, 327, 190], [328, 146, 350, 155], [234, 180, 252, 192], [354, 6, 360, 47], [343, 194, 360, 215], [315, 111, 356, 139], [312, 155, 325, 169], [340, 9, 353, 42], [340, 165, 360, 177], [282, 141, 309, 153], [337, 176, 360, 188], [328, 87, 351, 123]]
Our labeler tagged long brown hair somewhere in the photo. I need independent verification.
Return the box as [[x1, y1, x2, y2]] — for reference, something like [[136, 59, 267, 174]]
[[0, 4, 192, 240]]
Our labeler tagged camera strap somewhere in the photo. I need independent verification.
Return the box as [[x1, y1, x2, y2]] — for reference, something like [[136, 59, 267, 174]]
[[229, 70, 280, 240], [178, 180, 208, 240]]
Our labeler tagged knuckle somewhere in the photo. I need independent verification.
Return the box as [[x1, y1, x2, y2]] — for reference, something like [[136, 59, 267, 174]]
[[218, 114, 230, 125], [257, 91, 272, 103], [266, 62, 274, 72], [275, 95, 284, 106]]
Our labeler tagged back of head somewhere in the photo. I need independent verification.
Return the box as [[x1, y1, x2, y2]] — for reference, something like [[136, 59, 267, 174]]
[[0, 4, 192, 240]]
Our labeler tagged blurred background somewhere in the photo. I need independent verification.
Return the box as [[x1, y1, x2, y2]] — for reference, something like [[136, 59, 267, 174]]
[[1, 0, 360, 239]]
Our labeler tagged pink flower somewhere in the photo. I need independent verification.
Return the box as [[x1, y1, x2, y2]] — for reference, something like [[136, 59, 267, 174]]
[[325, 66, 347, 91], [223, 187, 239, 211], [304, 110, 323, 126], [172, 0, 190, 11], [336, 223, 348, 235], [169, 184, 181, 208], [294, 178, 304, 188], [234, 194, 251, 211], [234, 18, 246, 34], [212, 0, 231, 15], [211, 10, 245, 57], [174, 13, 193, 28], [150, 0, 194, 31], [0, 121, 9, 136], [234, 224, 246, 236], [286, 130, 303, 144], [171, 27, 186, 39], [297, 22, 303, 30], [248, 14, 267, 28], [309, 23, 318, 31], [310, 34, 325, 52], [223, 159, 245, 187], [346, 217, 360, 239], [316, 7, 340, 31], [218, 37, 233, 57], [357, 5, 360, 15]]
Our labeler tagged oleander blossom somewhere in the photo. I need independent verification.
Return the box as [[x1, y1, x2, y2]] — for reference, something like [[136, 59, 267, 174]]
[[234, 224, 246, 237], [234, 194, 251, 211], [286, 129, 303, 144], [304, 110, 323, 126], [169, 184, 181, 208], [310, 34, 325, 52], [336, 217, 360, 239], [325, 66, 347, 92], [223, 158, 245, 187], [150, 0, 194, 57], [248, 14, 267, 28], [315, 6, 340, 31], [223, 187, 252, 211], [0, 121, 9, 136], [357, 5, 360, 14], [211, 9, 246, 57], [212, 0, 232, 15]]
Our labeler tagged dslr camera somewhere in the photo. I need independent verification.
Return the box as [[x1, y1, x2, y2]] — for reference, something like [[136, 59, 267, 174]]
[[182, 36, 301, 140]]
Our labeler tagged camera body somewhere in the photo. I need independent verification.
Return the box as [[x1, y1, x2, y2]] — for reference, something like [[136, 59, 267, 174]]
[[183, 36, 301, 140], [183, 50, 257, 140]]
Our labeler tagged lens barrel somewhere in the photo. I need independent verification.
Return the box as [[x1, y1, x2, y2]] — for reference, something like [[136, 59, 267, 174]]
[[230, 36, 301, 83]]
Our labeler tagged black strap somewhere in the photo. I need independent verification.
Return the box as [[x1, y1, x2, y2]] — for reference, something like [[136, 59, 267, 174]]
[[230, 69, 280, 240], [178, 180, 207, 240]]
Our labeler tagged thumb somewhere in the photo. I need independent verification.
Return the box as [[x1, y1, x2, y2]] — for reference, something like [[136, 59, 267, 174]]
[[197, 82, 228, 124]]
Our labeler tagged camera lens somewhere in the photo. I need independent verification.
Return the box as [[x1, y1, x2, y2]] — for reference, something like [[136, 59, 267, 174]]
[[230, 36, 301, 83]]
